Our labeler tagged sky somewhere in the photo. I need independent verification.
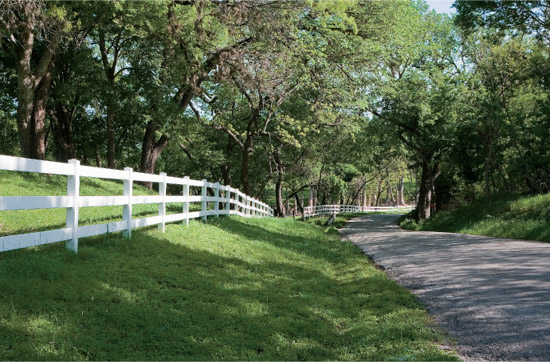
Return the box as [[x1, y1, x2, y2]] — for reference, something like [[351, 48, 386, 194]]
[[425, 0, 456, 14]]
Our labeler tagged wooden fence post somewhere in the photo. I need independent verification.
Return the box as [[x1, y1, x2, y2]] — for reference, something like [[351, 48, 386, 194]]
[[241, 194, 244, 216], [123, 167, 133, 238], [66, 159, 80, 253], [159, 172, 166, 232], [241, 194, 244, 215], [183, 176, 189, 227], [214, 182, 220, 218], [225, 186, 231, 215], [202, 179, 207, 221]]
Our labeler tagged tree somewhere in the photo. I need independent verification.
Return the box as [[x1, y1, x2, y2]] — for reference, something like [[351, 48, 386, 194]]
[[454, 1, 550, 41], [0, 0, 73, 159], [366, 9, 463, 219]]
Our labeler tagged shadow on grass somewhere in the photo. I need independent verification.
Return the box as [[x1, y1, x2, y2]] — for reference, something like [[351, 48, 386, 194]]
[[0, 218, 457, 361]]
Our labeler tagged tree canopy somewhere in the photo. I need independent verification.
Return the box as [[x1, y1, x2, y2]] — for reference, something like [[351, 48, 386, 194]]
[[1, 0, 549, 219]]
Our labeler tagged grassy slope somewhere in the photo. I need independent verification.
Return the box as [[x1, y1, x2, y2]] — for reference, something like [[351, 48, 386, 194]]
[[0, 171, 458, 360], [401, 194, 550, 243], [0, 170, 200, 236]]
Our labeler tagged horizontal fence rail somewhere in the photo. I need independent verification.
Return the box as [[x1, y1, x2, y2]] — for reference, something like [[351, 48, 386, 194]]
[[0, 155, 273, 253], [303, 204, 415, 217]]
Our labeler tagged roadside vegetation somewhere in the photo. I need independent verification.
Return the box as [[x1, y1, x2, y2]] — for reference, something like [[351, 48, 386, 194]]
[[0, 214, 457, 361], [400, 194, 550, 243]]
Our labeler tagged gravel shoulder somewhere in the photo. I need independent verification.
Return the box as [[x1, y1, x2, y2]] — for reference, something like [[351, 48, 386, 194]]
[[340, 214, 550, 361]]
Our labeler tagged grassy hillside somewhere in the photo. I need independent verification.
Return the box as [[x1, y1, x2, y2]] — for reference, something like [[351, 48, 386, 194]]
[[0, 170, 199, 237], [401, 193, 550, 242], [0, 171, 457, 360]]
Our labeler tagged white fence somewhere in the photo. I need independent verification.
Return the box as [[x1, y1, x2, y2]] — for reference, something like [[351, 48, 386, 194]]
[[303, 204, 415, 217], [0, 155, 273, 253]]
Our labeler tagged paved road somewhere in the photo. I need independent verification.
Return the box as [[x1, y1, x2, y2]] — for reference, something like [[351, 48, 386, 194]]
[[340, 214, 550, 361]]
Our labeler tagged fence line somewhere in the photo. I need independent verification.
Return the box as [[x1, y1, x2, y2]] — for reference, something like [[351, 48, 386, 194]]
[[303, 204, 415, 217], [0, 155, 273, 253]]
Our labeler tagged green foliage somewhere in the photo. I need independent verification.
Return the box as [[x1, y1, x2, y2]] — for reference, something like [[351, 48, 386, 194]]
[[1, 0, 550, 220]]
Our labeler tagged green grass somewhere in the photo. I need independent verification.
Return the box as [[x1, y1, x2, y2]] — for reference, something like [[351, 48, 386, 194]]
[[0, 171, 458, 360], [400, 193, 550, 243]]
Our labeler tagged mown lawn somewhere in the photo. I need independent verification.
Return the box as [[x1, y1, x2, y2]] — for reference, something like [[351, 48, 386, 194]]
[[0, 219, 459, 361], [401, 193, 550, 243], [0, 170, 457, 360]]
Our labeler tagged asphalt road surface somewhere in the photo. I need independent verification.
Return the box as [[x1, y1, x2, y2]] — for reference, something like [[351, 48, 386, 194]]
[[340, 214, 550, 361]]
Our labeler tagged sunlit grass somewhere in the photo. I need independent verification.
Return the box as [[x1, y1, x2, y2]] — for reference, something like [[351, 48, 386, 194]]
[[0, 216, 457, 361]]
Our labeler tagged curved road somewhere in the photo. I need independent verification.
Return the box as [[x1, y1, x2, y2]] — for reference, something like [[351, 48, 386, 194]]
[[341, 214, 550, 361]]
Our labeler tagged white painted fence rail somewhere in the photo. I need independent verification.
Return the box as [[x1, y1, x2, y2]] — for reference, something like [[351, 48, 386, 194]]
[[303, 204, 415, 217], [0, 154, 273, 253]]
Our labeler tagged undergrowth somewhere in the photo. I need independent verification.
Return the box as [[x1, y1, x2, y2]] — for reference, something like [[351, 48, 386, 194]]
[[400, 194, 550, 242]]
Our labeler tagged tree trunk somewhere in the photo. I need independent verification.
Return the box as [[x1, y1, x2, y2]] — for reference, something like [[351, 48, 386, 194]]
[[376, 180, 382, 206], [284, 200, 290, 216], [140, 121, 169, 189], [15, 51, 35, 158], [275, 171, 285, 217], [397, 177, 405, 205], [11, 2, 59, 160], [221, 134, 233, 186], [295, 194, 305, 221], [106, 109, 116, 169], [484, 141, 493, 198], [416, 161, 440, 220], [15, 36, 57, 158], [49, 103, 75, 162], [313, 186, 318, 208], [385, 180, 395, 205], [95, 149, 102, 167], [395, 182, 402, 206], [241, 147, 251, 195], [29, 61, 54, 159]]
